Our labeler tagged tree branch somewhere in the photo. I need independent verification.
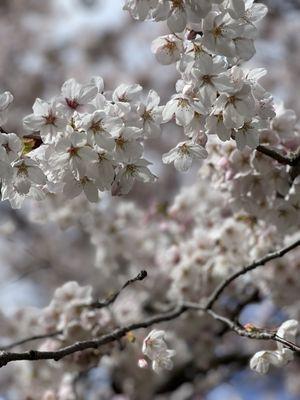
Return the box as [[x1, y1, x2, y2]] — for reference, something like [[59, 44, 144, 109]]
[[0, 331, 63, 351], [205, 238, 300, 310], [1, 242, 300, 368], [0, 304, 187, 368], [0, 299, 299, 368], [0, 271, 148, 351], [89, 270, 147, 309], [256, 145, 300, 167]]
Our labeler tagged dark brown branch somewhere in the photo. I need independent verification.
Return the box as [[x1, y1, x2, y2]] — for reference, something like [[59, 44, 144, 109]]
[[0, 244, 299, 368], [0, 301, 299, 368], [89, 270, 147, 308], [186, 303, 300, 352], [256, 145, 300, 167], [216, 288, 260, 337], [205, 238, 300, 310], [0, 304, 187, 368]]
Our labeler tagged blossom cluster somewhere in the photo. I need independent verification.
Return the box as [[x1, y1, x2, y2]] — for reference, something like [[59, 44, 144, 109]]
[[206, 103, 300, 234], [147, 0, 274, 171], [0, 79, 163, 207], [40, 281, 113, 369], [1, 174, 299, 397], [0, 0, 300, 398]]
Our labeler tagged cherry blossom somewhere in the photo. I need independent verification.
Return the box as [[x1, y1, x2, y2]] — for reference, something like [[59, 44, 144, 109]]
[[142, 329, 176, 373], [23, 98, 67, 144], [250, 320, 298, 375], [163, 140, 208, 171]]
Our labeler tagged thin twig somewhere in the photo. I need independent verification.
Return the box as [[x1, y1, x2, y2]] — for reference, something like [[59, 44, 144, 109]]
[[185, 303, 300, 352], [205, 238, 300, 310], [89, 270, 147, 308], [0, 331, 63, 351]]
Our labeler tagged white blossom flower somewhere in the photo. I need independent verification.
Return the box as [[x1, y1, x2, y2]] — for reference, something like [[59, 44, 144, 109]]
[[60, 78, 97, 115], [206, 112, 232, 141], [113, 127, 143, 162], [250, 320, 298, 374], [81, 110, 120, 150], [228, 0, 268, 24], [160, 1, 187, 33], [123, 0, 158, 20], [271, 104, 297, 138], [276, 319, 298, 349], [90, 76, 105, 93], [191, 56, 233, 105], [213, 84, 256, 129], [142, 329, 176, 373], [163, 96, 196, 127], [151, 34, 183, 65], [234, 118, 267, 151], [250, 350, 290, 375], [270, 201, 299, 232], [63, 173, 99, 202], [202, 11, 241, 57], [88, 151, 115, 191], [51, 128, 98, 177], [1, 158, 46, 208], [114, 158, 156, 195], [136, 90, 164, 138], [0, 132, 22, 163], [10, 158, 46, 194], [112, 83, 142, 105], [162, 141, 208, 171], [23, 98, 67, 144]]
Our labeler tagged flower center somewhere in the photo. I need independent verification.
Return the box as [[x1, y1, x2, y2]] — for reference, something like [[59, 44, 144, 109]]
[[212, 26, 222, 38], [66, 98, 79, 110], [44, 112, 56, 125], [115, 137, 126, 149]]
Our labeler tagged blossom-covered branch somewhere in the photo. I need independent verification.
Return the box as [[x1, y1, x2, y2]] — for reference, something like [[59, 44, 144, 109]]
[[205, 238, 300, 309], [1, 239, 300, 369], [1, 300, 299, 369], [0, 270, 148, 351]]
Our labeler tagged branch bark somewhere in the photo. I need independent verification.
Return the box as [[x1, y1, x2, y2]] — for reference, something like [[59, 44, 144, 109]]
[[256, 145, 300, 167]]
